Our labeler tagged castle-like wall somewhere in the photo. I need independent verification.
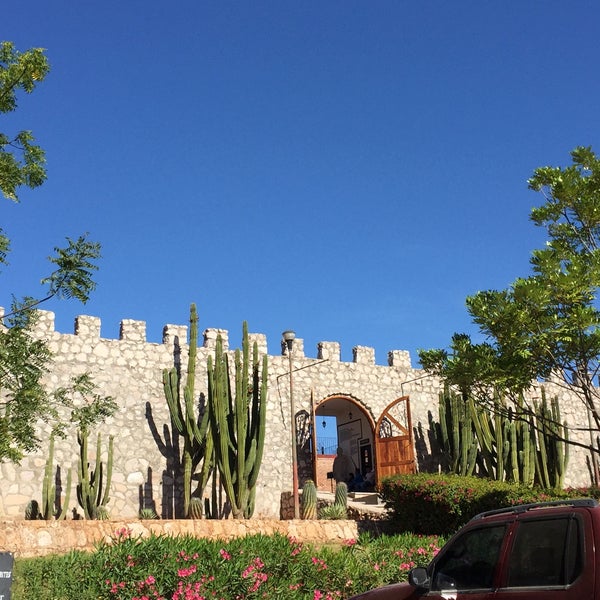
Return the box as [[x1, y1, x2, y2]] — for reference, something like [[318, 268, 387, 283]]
[[0, 310, 594, 519]]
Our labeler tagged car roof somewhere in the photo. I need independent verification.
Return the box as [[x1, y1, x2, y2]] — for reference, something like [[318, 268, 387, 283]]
[[469, 498, 599, 523]]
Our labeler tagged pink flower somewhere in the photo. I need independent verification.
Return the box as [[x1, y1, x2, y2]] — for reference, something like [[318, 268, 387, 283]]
[[219, 548, 231, 560], [177, 564, 197, 578]]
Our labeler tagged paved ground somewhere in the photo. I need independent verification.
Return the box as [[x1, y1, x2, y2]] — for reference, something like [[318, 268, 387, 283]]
[[318, 491, 387, 516]]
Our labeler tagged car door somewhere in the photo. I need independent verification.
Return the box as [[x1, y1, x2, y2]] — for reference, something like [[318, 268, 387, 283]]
[[492, 510, 592, 600], [426, 523, 507, 600]]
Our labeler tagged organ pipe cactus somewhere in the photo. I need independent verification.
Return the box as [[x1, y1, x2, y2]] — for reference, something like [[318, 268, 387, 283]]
[[41, 434, 71, 520], [534, 390, 569, 489], [163, 303, 214, 518], [437, 390, 477, 476], [76, 429, 113, 519], [434, 386, 568, 489], [207, 321, 268, 519], [301, 479, 318, 519]]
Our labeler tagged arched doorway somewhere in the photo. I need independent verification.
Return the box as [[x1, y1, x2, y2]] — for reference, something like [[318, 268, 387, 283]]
[[313, 395, 375, 491]]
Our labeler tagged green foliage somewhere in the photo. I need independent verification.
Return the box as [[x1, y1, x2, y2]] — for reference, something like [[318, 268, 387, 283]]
[[12, 531, 443, 599], [0, 41, 102, 467], [208, 321, 268, 519], [0, 41, 49, 203], [162, 303, 213, 518], [39, 234, 101, 303], [301, 480, 317, 519], [318, 502, 347, 520], [24, 499, 39, 520], [0, 309, 52, 462], [379, 473, 574, 535], [139, 507, 159, 519], [419, 146, 600, 476]]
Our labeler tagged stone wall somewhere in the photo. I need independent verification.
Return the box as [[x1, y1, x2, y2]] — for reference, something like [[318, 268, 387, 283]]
[[0, 310, 595, 521], [0, 518, 359, 558]]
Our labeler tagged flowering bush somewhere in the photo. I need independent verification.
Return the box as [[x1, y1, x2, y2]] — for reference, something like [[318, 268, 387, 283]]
[[379, 473, 576, 534], [13, 530, 443, 599]]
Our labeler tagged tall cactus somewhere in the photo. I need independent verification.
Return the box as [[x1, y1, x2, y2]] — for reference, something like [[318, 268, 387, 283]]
[[41, 434, 71, 520], [434, 386, 570, 489], [207, 321, 268, 519], [76, 429, 113, 519], [436, 389, 478, 476], [163, 303, 213, 518], [534, 391, 569, 488]]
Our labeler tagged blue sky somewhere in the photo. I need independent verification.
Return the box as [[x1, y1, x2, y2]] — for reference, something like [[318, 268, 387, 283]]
[[2, 1, 599, 365]]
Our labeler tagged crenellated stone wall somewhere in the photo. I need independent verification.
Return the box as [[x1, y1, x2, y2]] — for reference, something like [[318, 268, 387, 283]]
[[0, 310, 595, 521]]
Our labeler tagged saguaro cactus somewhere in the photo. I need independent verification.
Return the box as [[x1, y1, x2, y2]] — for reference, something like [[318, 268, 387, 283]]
[[301, 480, 317, 519], [76, 429, 113, 519], [208, 321, 268, 519], [163, 303, 213, 518]]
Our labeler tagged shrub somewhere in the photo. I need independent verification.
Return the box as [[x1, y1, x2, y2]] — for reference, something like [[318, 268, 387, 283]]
[[379, 473, 574, 535], [13, 530, 443, 599]]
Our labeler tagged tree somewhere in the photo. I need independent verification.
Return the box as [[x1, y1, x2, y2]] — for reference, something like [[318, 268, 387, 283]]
[[419, 147, 600, 480], [0, 42, 101, 463], [1, 41, 50, 262]]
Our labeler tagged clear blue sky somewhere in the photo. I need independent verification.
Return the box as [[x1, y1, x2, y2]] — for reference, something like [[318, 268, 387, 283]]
[[3, 1, 599, 364]]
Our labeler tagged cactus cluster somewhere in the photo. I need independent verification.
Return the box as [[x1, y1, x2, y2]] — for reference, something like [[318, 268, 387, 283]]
[[208, 321, 268, 519], [434, 387, 568, 488], [76, 430, 113, 519], [163, 303, 214, 518]]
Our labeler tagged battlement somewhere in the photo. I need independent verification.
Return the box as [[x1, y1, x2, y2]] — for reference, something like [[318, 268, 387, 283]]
[[1, 309, 413, 369]]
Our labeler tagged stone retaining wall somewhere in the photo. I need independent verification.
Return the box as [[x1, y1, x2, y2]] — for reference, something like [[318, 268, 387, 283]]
[[0, 518, 359, 558]]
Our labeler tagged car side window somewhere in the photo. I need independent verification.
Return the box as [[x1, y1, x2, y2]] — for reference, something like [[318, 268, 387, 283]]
[[506, 516, 583, 588], [431, 525, 506, 591]]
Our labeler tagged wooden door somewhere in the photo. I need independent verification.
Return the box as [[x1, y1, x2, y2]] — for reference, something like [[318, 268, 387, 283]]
[[375, 396, 416, 483]]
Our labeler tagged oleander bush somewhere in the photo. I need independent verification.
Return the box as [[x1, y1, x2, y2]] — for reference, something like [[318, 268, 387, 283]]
[[378, 473, 584, 535], [13, 529, 443, 599]]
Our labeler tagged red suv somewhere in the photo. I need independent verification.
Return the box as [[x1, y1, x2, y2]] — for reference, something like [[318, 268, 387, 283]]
[[349, 498, 597, 599]]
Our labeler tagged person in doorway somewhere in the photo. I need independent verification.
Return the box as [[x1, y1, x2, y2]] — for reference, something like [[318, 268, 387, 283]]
[[348, 468, 364, 492], [332, 447, 353, 484], [363, 468, 376, 491]]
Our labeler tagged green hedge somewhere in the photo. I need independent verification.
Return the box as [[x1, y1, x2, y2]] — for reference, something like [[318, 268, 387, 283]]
[[378, 473, 599, 535]]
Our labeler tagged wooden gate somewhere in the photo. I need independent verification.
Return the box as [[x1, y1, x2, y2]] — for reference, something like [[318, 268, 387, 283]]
[[374, 396, 416, 482]]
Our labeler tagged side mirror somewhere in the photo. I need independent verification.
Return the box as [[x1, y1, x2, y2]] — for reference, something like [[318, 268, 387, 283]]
[[408, 567, 429, 588]]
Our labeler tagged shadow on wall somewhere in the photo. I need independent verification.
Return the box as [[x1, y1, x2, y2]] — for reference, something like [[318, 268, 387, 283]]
[[145, 401, 183, 518], [412, 411, 446, 473], [138, 466, 158, 516]]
